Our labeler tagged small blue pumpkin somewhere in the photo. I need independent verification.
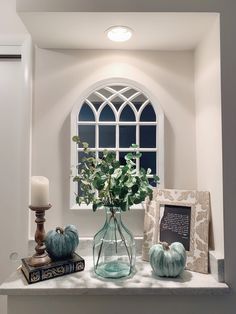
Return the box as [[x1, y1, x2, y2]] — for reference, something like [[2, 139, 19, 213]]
[[45, 225, 79, 260], [149, 242, 186, 277]]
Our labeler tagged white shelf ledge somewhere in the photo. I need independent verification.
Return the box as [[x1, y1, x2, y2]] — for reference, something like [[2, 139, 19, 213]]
[[0, 257, 229, 296]]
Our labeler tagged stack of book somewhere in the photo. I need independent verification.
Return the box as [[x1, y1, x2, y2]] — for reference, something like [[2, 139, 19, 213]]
[[21, 253, 85, 284]]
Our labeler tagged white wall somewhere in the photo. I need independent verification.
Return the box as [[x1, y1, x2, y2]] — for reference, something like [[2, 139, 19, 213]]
[[0, 57, 22, 314], [0, 0, 27, 42], [0, 2, 29, 314], [32, 48, 196, 237], [194, 18, 223, 254], [1, 1, 234, 313]]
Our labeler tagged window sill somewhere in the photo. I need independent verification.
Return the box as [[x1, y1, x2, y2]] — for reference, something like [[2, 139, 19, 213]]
[[70, 203, 145, 211], [0, 256, 229, 296]]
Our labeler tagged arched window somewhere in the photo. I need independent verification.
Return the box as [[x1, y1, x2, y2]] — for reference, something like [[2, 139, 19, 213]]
[[71, 82, 164, 209]]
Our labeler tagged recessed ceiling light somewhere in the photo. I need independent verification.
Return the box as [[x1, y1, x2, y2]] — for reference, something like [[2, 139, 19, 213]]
[[106, 26, 133, 42]]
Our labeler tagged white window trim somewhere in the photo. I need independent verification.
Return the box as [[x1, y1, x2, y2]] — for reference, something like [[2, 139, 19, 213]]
[[70, 78, 164, 210]]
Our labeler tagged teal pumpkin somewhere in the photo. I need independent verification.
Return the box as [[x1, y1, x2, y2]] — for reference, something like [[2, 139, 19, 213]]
[[45, 225, 79, 260], [149, 242, 186, 277]]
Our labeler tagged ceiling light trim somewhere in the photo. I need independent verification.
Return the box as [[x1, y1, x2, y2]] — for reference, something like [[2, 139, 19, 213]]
[[106, 25, 133, 42]]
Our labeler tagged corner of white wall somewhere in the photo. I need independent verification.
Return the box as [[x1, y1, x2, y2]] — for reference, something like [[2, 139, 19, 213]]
[[194, 15, 224, 256]]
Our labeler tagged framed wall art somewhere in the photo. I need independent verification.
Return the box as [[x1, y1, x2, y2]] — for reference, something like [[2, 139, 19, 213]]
[[142, 189, 210, 274]]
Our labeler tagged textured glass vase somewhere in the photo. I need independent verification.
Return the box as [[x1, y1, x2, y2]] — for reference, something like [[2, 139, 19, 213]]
[[93, 207, 136, 279]]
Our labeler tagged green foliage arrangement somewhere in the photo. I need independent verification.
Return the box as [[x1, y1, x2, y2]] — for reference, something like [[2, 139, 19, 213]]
[[72, 136, 159, 212]]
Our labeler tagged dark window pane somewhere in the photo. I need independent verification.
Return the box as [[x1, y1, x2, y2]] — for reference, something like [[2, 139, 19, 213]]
[[135, 94, 147, 101], [99, 105, 115, 121], [77, 183, 82, 196], [112, 95, 124, 103], [140, 104, 156, 121], [110, 85, 125, 92], [119, 152, 136, 166], [98, 151, 113, 160], [87, 93, 103, 109], [111, 95, 124, 111], [140, 126, 156, 148], [113, 102, 123, 111], [78, 125, 95, 148], [78, 103, 95, 121], [140, 152, 156, 174], [99, 126, 116, 147], [93, 102, 102, 111], [133, 102, 143, 111], [120, 105, 136, 121], [97, 88, 113, 98], [122, 88, 137, 98], [78, 151, 95, 169], [119, 126, 136, 148]]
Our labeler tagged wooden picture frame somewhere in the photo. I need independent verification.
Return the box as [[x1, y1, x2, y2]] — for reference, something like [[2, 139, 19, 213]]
[[142, 189, 210, 274]]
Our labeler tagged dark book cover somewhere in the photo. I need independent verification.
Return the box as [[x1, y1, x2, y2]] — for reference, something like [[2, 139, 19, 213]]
[[21, 253, 85, 284]]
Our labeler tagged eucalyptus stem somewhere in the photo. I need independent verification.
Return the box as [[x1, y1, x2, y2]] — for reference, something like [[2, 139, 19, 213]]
[[95, 214, 113, 269], [108, 174, 113, 205], [114, 216, 118, 254], [114, 216, 132, 275]]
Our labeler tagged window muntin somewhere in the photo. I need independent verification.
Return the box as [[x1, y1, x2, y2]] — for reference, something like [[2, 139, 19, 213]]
[[71, 83, 164, 209], [77, 85, 157, 186]]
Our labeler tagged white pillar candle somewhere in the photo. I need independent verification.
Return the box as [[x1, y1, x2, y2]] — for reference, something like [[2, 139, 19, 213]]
[[31, 176, 50, 207]]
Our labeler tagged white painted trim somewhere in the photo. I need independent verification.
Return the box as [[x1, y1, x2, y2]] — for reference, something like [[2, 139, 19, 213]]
[[76, 121, 158, 125], [70, 77, 165, 209], [0, 45, 21, 55], [21, 37, 33, 241], [0, 36, 33, 243]]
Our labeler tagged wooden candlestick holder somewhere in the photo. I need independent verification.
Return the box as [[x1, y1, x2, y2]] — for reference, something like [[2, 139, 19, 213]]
[[28, 204, 52, 267]]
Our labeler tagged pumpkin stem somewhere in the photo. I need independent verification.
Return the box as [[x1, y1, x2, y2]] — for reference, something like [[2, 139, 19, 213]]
[[56, 227, 64, 234], [160, 242, 170, 250]]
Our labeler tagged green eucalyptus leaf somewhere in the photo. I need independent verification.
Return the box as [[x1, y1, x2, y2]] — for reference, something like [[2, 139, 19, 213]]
[[81, 180, 90, 185], [132, 184, 139, 194], [121, 165, 129, 174], [133, 196, 143, 204], [72, 136, 80, 143], [92, 201, 102, 212], [76, 196, 80, 204], [101, 164, 109, 173], [153, 175, 160, 182], [105, 151, 116, 162], [125, 179, 134, 188], [112, 186, 122, 196], [112, 168, 122, 179], [125, 153, 134, 160], [135, 152, 142, 159], [109, 167, 114, 175], [73, 176, 80, 182], [93, 178, 105, 190], [82, 142, 89, 148], [120, 202, 127, 211], [112, 160, 120, 168], [72, 135, 160, 211], [120, 186, 129, 198]]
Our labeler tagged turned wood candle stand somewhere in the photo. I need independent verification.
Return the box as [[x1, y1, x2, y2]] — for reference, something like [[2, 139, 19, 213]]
[[28, 204, 52, 267]]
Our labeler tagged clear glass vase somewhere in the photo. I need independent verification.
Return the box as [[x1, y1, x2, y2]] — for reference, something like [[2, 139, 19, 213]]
[[93, 207, 136, 279]]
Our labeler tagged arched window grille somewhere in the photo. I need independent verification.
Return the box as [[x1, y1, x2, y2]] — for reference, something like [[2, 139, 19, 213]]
[[71, 83, 164, 208]]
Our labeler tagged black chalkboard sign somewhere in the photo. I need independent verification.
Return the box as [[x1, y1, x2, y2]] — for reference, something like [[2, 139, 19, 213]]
[[159, 204, 191, 251]]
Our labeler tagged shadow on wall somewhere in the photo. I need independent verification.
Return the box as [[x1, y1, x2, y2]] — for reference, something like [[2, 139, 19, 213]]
[[59, 113, 71, 211], [164, 116, 175, 189], [208, 197, 215, 250]]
